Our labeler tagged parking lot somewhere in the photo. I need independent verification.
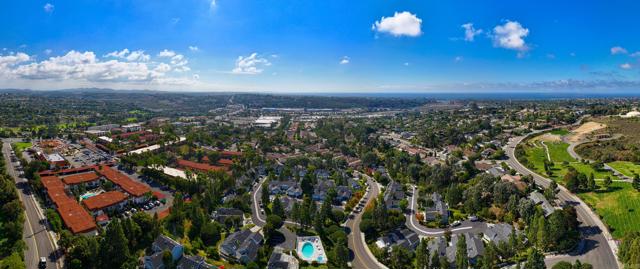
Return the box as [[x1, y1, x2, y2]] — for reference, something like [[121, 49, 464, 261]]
[[66, 143, 113, 167]]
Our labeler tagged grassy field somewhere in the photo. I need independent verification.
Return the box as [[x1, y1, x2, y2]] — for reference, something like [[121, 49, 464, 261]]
[[13, 142, 32, 152], [522, 139, 619, 182], [579, 182, 640, 238], [546, 142, 575, 163], [608, 161, 640, 178], [521, 134, 638, 239], [550, 128, 570, 135]]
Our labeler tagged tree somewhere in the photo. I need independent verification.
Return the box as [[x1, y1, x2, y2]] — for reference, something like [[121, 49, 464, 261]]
[[331, 237, 349, 269], [0, 252, 25, 269], [98, 220, 132, 269], [261, 182, 270, 209], [389, 245, 413, 269], [455, 234, 469, 269], [603, 176, 612, 190], [272, 196, 285, 218], [415, 239, 428, 269], [429, 251, 440, 269], [633, 174, 640, 191], [523, 248, 545, 269]]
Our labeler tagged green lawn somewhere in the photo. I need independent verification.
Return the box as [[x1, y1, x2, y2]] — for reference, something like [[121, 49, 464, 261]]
[[523, 140, 619, 183], [550, 129, 570, 135], [572, 163, 619, 180], [579, 182, 640, 239], [522, 135, 637, 239], [546, 142, 575, 163], [13, 142, 32, 152], [608, 161, 640, 178]]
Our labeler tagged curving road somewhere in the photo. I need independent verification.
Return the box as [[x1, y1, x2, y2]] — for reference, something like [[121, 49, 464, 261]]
[[405, 185, 487, 236], [2, 140, 62, 269], [505, 133, 620, 269], [345, 172, 388, 269]]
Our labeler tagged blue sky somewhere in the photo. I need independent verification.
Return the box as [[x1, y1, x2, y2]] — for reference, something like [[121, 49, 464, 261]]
[[1, 0, 639, 92]]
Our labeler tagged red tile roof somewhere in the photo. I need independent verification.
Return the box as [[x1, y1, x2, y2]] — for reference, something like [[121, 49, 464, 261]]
[[95, 213, 109, 223], [177, 159, 227, 173], [217, 159, 234, 166], [82, 191, 127, 211], [96, 166, 151, 197], [40, 175, 96, 233], [157, 207, 171, 220], [153, 191, 166, 200], [62, 172, 100, 185], [221, 151, 242, 157], [58, 201, 97, 234]]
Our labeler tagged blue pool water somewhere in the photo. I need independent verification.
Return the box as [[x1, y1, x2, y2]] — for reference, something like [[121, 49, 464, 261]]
[[80, 193, 97, 200], [301, 242, 315, 259]]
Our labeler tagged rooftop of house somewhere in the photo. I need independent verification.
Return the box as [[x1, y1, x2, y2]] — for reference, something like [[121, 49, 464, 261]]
[[96, 166, 151, 197], [153, 235, 183, 252], [62, 172, 100, 185], [176, 255, 213, 269], [267, 247, 299, 269], [483, 223, 514, 243], [177, 159, 227, 173], [82, 191, 128, 211], [220, 230, 263, 262], [40, 175, 96, 233], [446, 233, 485, 263], [529, 191, 555, 216], [376, 228, 420, 250]]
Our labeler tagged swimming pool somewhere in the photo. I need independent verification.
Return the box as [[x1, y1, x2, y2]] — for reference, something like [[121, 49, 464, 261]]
[[80, 193, 97, 200], [301, 242, 315, 259], [296, 236, 328, 264]]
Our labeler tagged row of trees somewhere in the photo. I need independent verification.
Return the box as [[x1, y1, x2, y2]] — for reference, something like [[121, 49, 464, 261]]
[[58, 213, 162, 269], [0, 150, 25, 268]]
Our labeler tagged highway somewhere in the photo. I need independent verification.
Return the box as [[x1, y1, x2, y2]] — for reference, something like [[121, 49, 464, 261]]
[[505, 133, 620, 269], [405, 185, 487, 236], [345, 173, 388, 269], [2, 140, 62, 269]]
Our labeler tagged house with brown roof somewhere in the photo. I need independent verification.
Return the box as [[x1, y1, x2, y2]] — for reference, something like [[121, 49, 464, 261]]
[[40, 175, 96, 234], [82, 191, 128, 215], [177, 159, 227, 173]]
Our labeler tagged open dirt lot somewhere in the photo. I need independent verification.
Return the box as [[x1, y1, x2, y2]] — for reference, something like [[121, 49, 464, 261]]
[[568, 121, 607, 142]]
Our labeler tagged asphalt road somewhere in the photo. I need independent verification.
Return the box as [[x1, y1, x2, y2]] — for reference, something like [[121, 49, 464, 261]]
[[250, 176, 297, 250], [345, 173, 388, 269], [2, 141, 62, 269], [505, 133, 620, 269], [405, 185, 488, 236]]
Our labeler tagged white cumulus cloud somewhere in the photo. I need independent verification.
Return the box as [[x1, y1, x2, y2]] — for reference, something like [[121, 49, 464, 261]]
[[611, 46, 628, 55], [620, 63, 632, 70], [372, 11, 422, 37], [189, 46, 199, 52], [340, 56, 350, 65], [492, 20, 530, 55], [158, 49, 177, 58], [461, 23, 482, 42], [232, 53, 271, 75], [0, 50, 195, 86], [44, 3, 54, 13], [105, 49, 151, 62]]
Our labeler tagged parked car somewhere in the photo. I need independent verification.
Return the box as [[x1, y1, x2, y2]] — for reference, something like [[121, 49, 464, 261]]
[[451, 221, 462, 227], [39, 257, 46, 268], [469, 215, 478, 222]]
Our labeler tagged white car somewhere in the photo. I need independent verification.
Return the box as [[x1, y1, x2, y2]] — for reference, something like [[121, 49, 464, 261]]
[[451, 221, 462, 227]]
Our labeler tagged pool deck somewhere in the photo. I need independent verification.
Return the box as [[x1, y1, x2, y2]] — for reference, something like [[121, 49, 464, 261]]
[[296, 236, 327, 264]]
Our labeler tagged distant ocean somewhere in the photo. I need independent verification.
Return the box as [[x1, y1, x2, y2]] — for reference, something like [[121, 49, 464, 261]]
[[301, 92, 640, 100]]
